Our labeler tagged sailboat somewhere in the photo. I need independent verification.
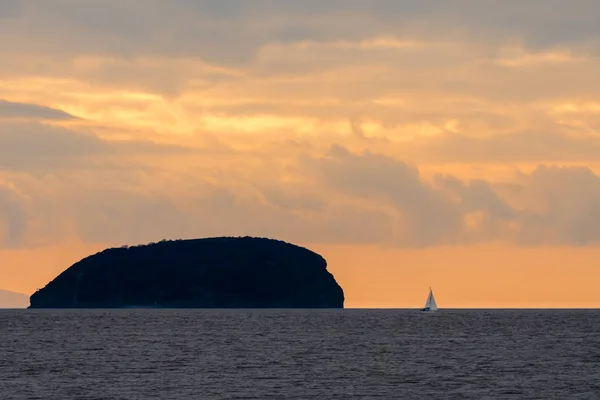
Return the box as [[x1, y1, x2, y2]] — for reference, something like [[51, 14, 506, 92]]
[[420, 287, 438, 312]]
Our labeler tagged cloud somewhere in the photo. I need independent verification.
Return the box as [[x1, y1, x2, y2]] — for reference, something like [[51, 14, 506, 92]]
[[29, 175, 390, 247], [304, 147, 600, 247], [317, 147, 600, 247], [0, 122, 109, 168], [2, 1, 600, 63], [253, 183, 324, 211], [408, 131, 600, 163], [0, 1, 598, 164], [301, 145, 516, 246], [512, 166, 600, 245], [5, 142, 600, 249], [0, 0, 20, 19], [0, 184, 27, 248], [0, 99, 77, 121], [0, 119, 199, 171], [1, 1, 600, 251]]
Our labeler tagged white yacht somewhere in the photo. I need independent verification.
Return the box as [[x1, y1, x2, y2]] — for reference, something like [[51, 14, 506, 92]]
[[420, 287, 438, 312]]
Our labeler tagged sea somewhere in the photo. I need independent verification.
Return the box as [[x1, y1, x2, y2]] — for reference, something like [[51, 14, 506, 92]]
[[1, 309, 599, 399]]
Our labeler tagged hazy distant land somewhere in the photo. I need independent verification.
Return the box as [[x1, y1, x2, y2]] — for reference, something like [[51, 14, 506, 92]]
[[29, 236, 345, 309], [0, 290, 29, 308]]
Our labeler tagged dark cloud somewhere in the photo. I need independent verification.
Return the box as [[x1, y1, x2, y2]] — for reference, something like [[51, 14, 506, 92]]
[[0, 100, 77, 121]]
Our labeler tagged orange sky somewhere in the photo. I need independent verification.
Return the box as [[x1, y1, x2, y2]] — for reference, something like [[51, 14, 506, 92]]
[[3, 241, 600, 308], [2, 1, 600, 307]]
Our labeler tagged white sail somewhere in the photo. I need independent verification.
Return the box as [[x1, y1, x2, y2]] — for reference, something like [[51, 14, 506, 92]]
[[428, 288, 438, 311], [423, 287, 438, 311]]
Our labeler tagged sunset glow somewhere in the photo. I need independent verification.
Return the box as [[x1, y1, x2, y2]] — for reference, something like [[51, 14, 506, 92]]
[[2, 1, 600, 307]]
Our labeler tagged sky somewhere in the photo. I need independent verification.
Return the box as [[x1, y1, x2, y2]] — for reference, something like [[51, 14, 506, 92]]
[[2, 0, 600, 307]]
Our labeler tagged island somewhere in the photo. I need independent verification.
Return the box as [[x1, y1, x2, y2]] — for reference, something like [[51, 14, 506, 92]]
[[0, 289, 30, 308], [28, 236, 345, 309]]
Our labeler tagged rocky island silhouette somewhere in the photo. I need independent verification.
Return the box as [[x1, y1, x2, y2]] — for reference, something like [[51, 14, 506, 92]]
[[29, 236, 344, 309]]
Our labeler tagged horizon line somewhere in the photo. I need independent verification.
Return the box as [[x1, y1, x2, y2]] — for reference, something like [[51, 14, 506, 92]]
[[2, 307, 600, 310]]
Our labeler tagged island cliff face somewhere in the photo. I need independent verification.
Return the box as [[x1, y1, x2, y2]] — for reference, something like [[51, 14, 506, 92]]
[[29, 237, 344, 309]]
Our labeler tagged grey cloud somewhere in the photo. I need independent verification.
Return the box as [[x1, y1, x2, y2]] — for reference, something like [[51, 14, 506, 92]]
[[71, 188, 189, 244], [181, 185, 392, 246], [1, 1, 599, 64], [435, 176, 515, 220], [254, 184, 324, 211], [515, 166, 600, 245], [79, 152, 600, 248], [0, 184, 27, 248], [7, 141, 600, 248], [0, 100, 77, 120], [0, 0, 20, 18], [65, 157, 600, 248], [300, 145, 600, 247], [0, 1, 262, 63], [1, 1, 598, 114], [192, 193, 392, 246], [67, 180, 391, 247], [302, 145, 474, 246], [0, 122, 110, 170], [0, 121, 198, 171], [50, 145, 516, 248]]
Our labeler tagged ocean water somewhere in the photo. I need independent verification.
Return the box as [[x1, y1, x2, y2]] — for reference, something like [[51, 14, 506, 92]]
[[1, 309, 599, 399]]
